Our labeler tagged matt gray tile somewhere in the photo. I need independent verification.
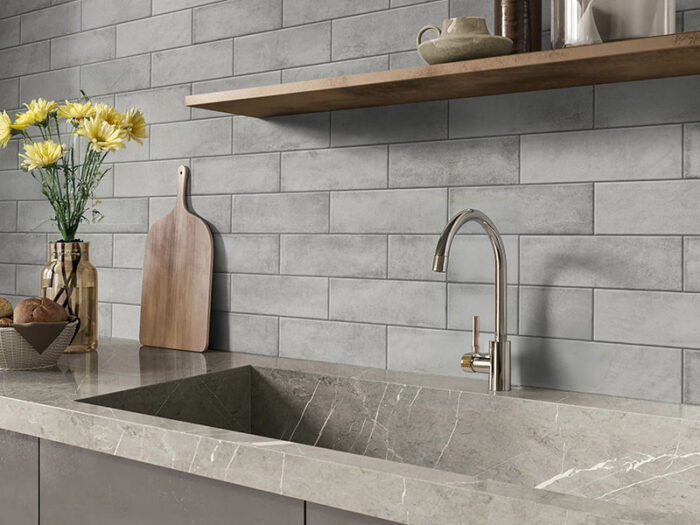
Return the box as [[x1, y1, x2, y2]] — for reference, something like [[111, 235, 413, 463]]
[[213, 234, 279, 274], [450, 87, 593, 138], [194, 0, 281, 42], [51, 27, 115, 68], [232, 192, 328, 233], [331, 101, 447, 146], [79, 234, 113, 267], [519, 286, 593, 340], [99, 268, 142, 304], [522, 126, 682, 183], [15, 264, 41, 296], [114, 160, 185, 197], [683, 349, 700, 404], [0, 170, 44, 199], [331, 189, 446, 233], [116, 86, 192, 125], [0, 264, 15, 294], [19, 68, 80, 103], [450, 0, 494, 31], [192, 154, 280, 194], [234, 113, 329, 154], [113, 234, 146, 269], [685, 237, 700, 291], [151, 118, 232, 159], [150, 195, 231, 234], [389, 137, 519, 187], [152, 0, 219, 14], [211, 272, 230, 312], [330, 278, 446, 328], [0, 202, 16, 232], [450, 184, 593, 234], [111, 304, 140, 339], [280, 318, 386, 368], [117, 11, 191, 57], [81, 55, 150, 96], [388, 234, 519, 283], [0, 142, 17, 170], [282, 146, 387, 191], [0, 233, 46, 264], [388, 50, 424, 69], [282, 56, 388, 84], [234, 23, 330, 75], [284, 0, 387, 26], [595, 76, 700, 127], [0, 17, 19, 49], [595, 180, 700, 234], [0, 42, 49, 78], [447, 283, 518, 332], [20, 1, 79, 43], [230, 274, 328, 318], [332, 1, 448, 60], [152, 41, 233, 86], [18, 199, 148, 234], [387, 326, 486, 378], [209, 312, 278, 354], [595, 289, 700, 348], [684, 123, 700, 177], [281, 234, 386, 278], [82, 0, 151, 29], [192, 71, 281, 95], [512, 336, 682, 402], [0, 79, 18, 109], [520, 236, 682, 290], [0, 0, 50, 18]]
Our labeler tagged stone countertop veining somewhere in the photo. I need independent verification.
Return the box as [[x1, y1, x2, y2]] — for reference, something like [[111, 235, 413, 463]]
[[0, 339, 695, 525]]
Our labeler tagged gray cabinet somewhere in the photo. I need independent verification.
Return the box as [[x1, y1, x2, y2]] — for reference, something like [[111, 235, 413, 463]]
[[39, 439, 303, 525], [307, 503, 398, 525], [0, 429, 38, 525]]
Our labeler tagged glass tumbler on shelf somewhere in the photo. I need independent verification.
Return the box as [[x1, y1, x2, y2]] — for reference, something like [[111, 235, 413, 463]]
[[551, 0, 676, 49]]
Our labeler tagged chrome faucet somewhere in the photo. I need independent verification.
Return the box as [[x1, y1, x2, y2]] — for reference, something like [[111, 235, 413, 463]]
[[433, 209, 510, 392]]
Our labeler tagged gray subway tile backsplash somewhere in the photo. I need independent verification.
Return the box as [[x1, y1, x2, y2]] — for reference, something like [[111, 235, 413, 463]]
[[2, 0, 700, 404]]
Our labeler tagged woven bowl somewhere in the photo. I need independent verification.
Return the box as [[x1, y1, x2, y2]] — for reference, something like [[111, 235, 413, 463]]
[[0, 318, 80, 370]]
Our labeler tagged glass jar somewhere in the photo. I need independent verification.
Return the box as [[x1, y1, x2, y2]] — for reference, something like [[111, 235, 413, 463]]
[[551, 0, 676, 49], [41, 241, 98, 353]]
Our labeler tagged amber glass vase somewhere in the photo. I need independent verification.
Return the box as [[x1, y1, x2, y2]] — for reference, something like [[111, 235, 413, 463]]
[[40, 241, 98, 353]]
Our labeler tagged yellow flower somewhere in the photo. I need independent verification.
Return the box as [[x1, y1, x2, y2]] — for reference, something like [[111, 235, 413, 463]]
[[0, 111, 11, 148], [120, 108, 148, 144], [93, 103, 122, 127], [20, 141, 64, 171], [57, 100, 96, 121], [11, 111, 36, 130], [12, 98, 58, 129], [75, 117, 125, 152]]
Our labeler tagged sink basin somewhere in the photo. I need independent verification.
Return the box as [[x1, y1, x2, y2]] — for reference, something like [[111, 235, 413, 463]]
[[80, 365, 700, 520]]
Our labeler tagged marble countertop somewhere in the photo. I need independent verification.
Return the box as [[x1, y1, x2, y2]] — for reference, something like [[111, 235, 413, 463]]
[[0, 339, 695, 525]]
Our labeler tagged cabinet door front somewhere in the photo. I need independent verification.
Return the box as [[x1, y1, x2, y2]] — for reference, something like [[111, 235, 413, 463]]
[[0, 429, 38, 525], [39, 439, 303, 525]]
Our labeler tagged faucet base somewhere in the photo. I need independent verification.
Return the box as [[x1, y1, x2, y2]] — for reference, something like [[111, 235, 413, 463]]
[[489, 340, 511, 392]]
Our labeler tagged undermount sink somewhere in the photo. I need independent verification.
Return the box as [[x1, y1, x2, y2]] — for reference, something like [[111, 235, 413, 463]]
[[80, 365, 700, 521]]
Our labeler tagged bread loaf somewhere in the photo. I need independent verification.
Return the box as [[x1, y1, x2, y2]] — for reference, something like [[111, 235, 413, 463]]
[[13, 298, 68, 324], [0, 297, 12, 318], [0, 317, 12, 326]]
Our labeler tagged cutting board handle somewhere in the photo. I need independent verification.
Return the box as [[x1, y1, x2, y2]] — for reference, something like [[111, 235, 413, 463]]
[[177, 165, 190, 211]]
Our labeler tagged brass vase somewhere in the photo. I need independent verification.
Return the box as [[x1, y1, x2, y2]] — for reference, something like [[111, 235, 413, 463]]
[[40, 241, 98, 353]]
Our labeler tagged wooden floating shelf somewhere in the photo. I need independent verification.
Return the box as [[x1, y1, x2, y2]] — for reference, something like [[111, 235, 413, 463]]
[[186, 31, 700, 118]]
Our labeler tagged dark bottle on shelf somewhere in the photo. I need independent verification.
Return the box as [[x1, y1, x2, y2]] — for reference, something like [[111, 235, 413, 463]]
[[494, 0, 542, 53]]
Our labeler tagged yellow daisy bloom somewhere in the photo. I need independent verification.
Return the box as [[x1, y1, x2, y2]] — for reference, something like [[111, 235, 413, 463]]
[[75, 117, 125, 152], [11, 111, 36, 130], [120, 108, 148, 144], [57, 100, 96, 121], [94, 103, 122, 127], [20, 141, 64, 171], [0, 111, 12, 148]]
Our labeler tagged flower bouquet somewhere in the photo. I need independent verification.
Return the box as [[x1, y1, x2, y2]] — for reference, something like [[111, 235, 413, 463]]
[[0, 94, 147, 352]]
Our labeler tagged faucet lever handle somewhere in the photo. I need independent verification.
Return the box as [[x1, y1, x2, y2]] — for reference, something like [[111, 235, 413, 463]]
[[472, 315, 479, 354]]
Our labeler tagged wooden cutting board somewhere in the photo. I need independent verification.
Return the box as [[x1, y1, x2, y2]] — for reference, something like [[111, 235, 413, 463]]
[[139, 165, 213, 352]]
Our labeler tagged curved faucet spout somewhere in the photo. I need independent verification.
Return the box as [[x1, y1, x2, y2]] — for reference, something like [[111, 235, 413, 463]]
[[433, 209, 510, 391]]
